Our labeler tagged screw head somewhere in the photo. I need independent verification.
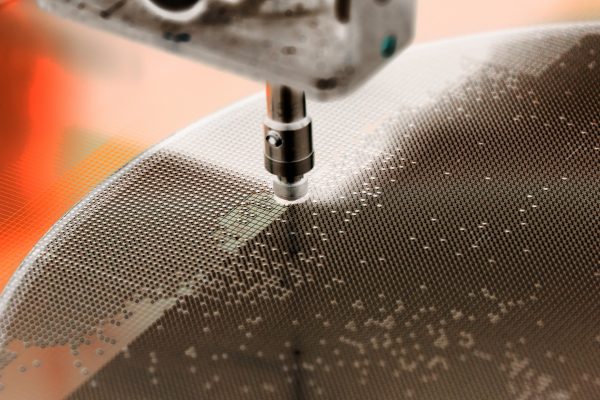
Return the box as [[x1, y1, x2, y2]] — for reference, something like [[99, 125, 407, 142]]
[[266, 131, 283, 147]]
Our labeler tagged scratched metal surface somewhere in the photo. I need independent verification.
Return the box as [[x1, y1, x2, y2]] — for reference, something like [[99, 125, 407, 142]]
[[37, 0, 415, 99], [0, 24, 599, 399]]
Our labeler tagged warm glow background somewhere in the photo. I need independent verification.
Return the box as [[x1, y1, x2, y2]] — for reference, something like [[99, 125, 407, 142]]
[[1, 0, 599, 289]]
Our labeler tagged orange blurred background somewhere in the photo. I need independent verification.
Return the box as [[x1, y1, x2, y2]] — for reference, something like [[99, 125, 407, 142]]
[[1, 0, 599, 290]]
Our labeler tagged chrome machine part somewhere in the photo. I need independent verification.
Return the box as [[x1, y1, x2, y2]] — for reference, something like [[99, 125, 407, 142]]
[[37, 0, 415, 200], [36, 0, 415, 99], [263, 83, 314, 201], [139, 0, 211, 23]]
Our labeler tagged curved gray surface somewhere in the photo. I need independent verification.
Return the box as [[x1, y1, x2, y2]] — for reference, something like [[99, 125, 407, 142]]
[[0, 23, 598, 399]]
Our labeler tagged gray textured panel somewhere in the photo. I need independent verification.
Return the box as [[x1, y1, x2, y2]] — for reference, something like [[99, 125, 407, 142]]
[[0, 24, 598, 399]]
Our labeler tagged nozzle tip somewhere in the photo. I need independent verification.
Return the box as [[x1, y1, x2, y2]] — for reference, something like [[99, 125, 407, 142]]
[[273, 176, 309, 202]]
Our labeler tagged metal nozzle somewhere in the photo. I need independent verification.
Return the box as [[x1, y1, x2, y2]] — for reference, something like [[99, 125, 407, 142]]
[[273, 176, 308, 202], [263, 83, 314, 201]]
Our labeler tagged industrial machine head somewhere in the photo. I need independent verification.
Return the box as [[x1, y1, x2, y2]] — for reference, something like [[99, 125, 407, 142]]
[[38, 0, 415, 99], [38, 0, 416, 201]]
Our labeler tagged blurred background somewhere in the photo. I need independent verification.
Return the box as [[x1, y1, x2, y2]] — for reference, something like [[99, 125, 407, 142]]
[[1, 0, 599, 288]]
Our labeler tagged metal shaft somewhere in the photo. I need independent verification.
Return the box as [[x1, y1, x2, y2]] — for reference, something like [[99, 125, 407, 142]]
[[263, 83, 314, 201]]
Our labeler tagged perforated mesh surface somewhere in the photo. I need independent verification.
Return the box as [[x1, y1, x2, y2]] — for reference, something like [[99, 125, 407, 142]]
[[0, 24, 598, 399]]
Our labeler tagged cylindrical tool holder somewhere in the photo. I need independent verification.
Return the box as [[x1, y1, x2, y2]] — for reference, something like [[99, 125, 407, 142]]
[[263, 83, 314, 200]]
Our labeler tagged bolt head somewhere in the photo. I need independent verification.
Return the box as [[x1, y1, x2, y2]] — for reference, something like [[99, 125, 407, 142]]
[[266, 131, 283, 147]]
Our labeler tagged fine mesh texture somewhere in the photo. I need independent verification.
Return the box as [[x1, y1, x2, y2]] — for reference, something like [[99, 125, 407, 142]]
[[0, 24, 598, 399]]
